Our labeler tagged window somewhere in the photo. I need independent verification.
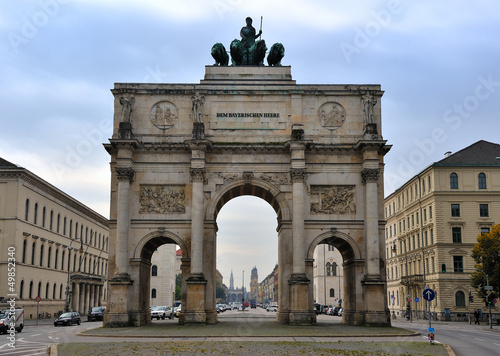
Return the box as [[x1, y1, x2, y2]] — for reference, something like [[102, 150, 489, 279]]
[[63, 217, 67, 235], [40, 244, 44, 267], [50, 210, 54, 230], [152, 265, 158, 277], [20, 280, 24, 299], [429, 206, 432, 219], [326, 262, 331, 276], [330, 288, 335, 298], [453, 256, 463, 273], [450, 173, 458, 189], [478, 173, 486, 189], [479, 204, 489, 217], [55, 249, 59, 270], [481, 227, 490, 234], [69, 220, 73, 237], [53, 283, 57, 299], [25, 199, 30, 221], [451, 204, 460, 217], [452, 227, 462, 243], [151, 288, 157, 299], [57, 214, 60, 233], [332, 262, 337, 276], [45, 282, 49, 299], [31, 242, 36, 265], [22, 240, 27, 264], [29, 281, 33, 299], [455, 291, 466, 307], [34, 203, 38, 224], [60, 284, 63, 299], [430, 229, 434, 244], [47, 246, 52, 268], [61, 250, 65, 271]]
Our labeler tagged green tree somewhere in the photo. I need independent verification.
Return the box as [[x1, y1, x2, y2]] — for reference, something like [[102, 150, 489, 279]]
[[175, 274, 182, 301], [216, 279, 226, 301], [471, 224, 500, 304]]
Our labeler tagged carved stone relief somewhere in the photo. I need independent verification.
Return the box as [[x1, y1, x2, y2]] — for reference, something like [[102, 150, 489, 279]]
[[259, 173, 289, 185], [318, 102, 346, 129], [150, 101, 178, 130], [310, 185, 356, 214], [139, 185, 186, 214]]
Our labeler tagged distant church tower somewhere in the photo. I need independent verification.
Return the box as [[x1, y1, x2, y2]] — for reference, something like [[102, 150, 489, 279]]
[[230, 269, 234, 290], [250, 266, 258, 302]]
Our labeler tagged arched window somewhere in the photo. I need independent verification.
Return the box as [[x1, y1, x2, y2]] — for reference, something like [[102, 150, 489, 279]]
[[34, 203, 38, 224], [151, 288, 157, 298], [57, 214, 60, 233], [29, 281, 33, 299], [25, 199, 30, 221], [45, 282, 50, 299], [326, 262, 331, 276], [69, 220, 73, 237], [22, 239, 27, 263], [478, 173, 486, 189], [75, 222, 78, 239], [85, 227, 88, 244], [42, 207, 46, 227], [332, 262, 337, 276], [330, 288, 335, 298], [37, 282, 42, 298], [50, 210, 54, 230], [60, 284, 63, 299], [39, 244, 44, 267], [20, 280, 24, 299], [31, 242, 36, 265], [450, 173, 458, 189], [90, 229, 93, 245], [455, 291, 466, 307], [63, 217, 67, 235], [53, 283, 57, 299], [61, 250, 65, 271], [152, 265, 158, 277], [47, 246, 52, 268]]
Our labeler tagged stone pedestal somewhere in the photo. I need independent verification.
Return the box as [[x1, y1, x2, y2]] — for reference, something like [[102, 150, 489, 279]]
[[288, 273, 314, 325], [362, 278, 390, 326], [181, 273, 207, 324], [104, 276, 133, 327]]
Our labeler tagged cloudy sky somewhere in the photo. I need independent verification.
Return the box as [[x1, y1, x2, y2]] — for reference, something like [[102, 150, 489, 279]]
[[1, 1, 499, 289]]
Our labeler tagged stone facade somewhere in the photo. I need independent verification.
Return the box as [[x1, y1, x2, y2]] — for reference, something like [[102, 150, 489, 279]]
[[313, 244, 343, 307], [150, 244, 176, 307], [0, 158, 109, 319], [104, 66, 391, 327], [384, 140, 500, 321]]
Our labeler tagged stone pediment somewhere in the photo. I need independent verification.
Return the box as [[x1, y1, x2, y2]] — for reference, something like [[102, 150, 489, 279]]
[[448, 248, 468, 255]]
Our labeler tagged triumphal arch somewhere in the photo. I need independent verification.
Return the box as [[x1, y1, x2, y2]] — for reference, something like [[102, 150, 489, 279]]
[[104, 23, 391, 327]]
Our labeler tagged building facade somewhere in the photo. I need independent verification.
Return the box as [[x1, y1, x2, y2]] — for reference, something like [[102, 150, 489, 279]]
[[313, 244, 343, 307], [150, 244, 176, 307], [0, 157, 109, 319], [385, 141, 500, 321]]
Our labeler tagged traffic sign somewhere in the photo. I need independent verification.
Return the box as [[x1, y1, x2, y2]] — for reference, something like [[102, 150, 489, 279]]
[[486, 291, 492, 295], [35, 296, 41, 302], [423, 289, 436, 301], [415, 297, 419, 303], [484, 286, 493, 290]]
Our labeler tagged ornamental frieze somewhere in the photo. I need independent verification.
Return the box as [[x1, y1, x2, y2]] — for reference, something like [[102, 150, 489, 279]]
[[139, 185, 186, 214], [259, 173, 289, 185], [310, 185, 356, 214], [318, 102, 346, 129], [150, 101, 178, 130]]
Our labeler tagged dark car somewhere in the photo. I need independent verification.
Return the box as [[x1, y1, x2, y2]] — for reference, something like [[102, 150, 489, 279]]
[[54, 312, 81, 326], [88, 307, 106, 322]]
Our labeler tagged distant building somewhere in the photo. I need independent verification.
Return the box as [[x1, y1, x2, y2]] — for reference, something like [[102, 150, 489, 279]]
[[150, 244, 176, 306], [249, 266, 258, 302], [313, 244, 343, 306], [385, 140, 500, 321], [0, 157, 109, 319], [226, 270, 244, 302]]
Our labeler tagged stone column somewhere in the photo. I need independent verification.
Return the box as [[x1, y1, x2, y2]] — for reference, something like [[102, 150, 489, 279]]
[[73, 283, 79, 313], [190, 168, 205, 275], [361, 168, 380, 276], [290, 167, 306, 275], [114, 167, 134, 279]]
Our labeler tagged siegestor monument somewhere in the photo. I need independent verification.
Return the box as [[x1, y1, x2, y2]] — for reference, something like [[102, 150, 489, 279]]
[[104, 18, 391, 327]]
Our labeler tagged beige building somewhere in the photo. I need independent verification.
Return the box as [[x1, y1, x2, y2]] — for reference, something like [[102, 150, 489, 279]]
[[0, 157, 109, 319], [150, 244, 176, 307], [313, 244, 343, 307], [385, 140, 500, 321]]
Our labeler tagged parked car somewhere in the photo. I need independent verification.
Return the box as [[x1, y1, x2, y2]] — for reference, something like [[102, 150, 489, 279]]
[[54, 312, 81, 326], [88, 306, 106, 322], [151, 306, 172, 320], [216, 304, 225, 313], [267, 305, 278, 312], [0, 308, 23, 334]]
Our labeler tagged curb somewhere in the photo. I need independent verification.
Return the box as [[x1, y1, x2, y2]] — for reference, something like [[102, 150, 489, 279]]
[[443, 343, 456, 356]]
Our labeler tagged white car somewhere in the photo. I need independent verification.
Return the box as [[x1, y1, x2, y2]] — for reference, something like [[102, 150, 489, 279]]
[[151, 306, 172, 320], [266, 305, 278, 312]]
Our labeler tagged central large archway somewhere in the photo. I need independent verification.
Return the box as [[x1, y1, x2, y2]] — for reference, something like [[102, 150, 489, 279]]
[[104, 66, 391, 327]]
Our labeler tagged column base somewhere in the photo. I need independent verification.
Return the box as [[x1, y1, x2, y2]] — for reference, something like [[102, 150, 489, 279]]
[[181, 273, 207, 325], [288, 273, 313, 325]]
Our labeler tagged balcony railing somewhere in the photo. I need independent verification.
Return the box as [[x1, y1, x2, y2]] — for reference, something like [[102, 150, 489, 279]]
[[400, 274, 424, 285]]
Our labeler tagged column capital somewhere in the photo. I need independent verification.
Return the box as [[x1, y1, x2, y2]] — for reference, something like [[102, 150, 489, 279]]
[[290, 168, 306, 183], [361, 168, 379, 184], [190, 168, 206, 183], [115, 167, 135, 182]]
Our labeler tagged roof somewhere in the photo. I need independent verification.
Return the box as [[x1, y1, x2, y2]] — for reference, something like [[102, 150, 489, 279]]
[[0, 157, 18, 168], [433, 140, 500, 167]]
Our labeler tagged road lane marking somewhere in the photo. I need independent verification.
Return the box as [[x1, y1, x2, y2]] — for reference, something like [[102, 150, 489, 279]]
[[493, 343, 500, 347], [474, 338, 484, 341]]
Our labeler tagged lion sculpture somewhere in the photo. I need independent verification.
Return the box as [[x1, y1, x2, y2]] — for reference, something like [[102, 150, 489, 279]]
[[267, 43, 285, 66], [211, 43, 229, 66]]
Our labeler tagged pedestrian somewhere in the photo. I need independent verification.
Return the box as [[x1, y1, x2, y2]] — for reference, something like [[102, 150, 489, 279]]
[[474, 309, 480, 325]]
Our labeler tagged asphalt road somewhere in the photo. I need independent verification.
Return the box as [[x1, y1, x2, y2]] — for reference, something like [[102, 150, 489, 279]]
[[392, 319, 500, 356]]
